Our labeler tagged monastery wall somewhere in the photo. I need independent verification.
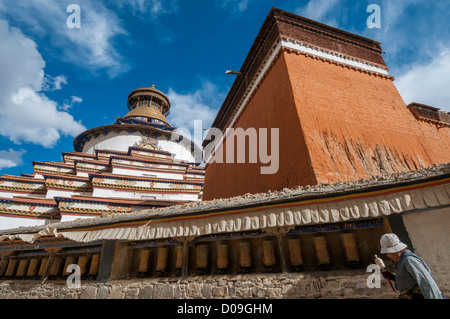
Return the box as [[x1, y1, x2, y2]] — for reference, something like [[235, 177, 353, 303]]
[[401, 207, 450, 294], [204, 48, 450, 201], [285, 52, 450, 185], [0, 271, 397, 299], [412, 117, 450, 151], [203, 53, 316, 200], [203, 10, 450, 201]]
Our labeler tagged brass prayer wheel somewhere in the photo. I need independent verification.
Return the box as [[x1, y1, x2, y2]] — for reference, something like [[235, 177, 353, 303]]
[[196, 245, 208, 269], [239, 242, 252, 268], [175, 245, 184, 269], [262, 240, 276, 266], [138, 249, 151, 272], [216, 244, 229, 269], [340, 233, 361, 262], [156, 247, 168, 271], [89, 254, 100, 275], [287, 238, 303, 266], [38, 257, 49, 277], [49, 257, 63, 276], [313, 236, 331, 265], [26, 258, 40, 277], [0, 258, 8, 277], [77, 256, 89, 275], [63, 256, 78, 275], [16, 259, 29, 277], [5, 259, 18, 277]]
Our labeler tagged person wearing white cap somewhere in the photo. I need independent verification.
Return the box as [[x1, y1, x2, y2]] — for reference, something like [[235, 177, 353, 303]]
[[379, 233, 444, 299]]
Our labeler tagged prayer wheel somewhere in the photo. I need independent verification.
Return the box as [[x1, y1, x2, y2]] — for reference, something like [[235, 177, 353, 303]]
[[262, 240, 276, 267], [196, 245, 208, 269], [313, 236, 331, 266], [175, 245, 184, 269], [89, 254, 100, 275], [77, 256, 89, 275], [38, 257, 49, 277], [138, 249, 151, 273], [16, 259, 29, 277], [216, 244, 229, 269], [156, 247, 168, 271], [287, 238, 303, 266], [5, 259, 18, 277], [340, 233, 361, 262], [26, 258, 40, 277], [63, 256, 77, 275], [0, 258, 8, 277], [50, 257, 63, 276], [239, 242, 252, 268]]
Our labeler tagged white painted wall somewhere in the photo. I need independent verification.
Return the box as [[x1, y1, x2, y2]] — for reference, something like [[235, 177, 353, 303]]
[[92, 188, 199, 201], [60, 214, 98, 223], [83, 131, 141, 155], [81, 131, 200, 163], [76, 172, 90, 177], [111, 167, 184, 180], [402, 207, 450, 296], [0, 192, 46, 199], [46, 189, 92, 199], [0, 215, 48, 231]]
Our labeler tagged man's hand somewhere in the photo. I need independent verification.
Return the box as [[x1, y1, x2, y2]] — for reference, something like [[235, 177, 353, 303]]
[[381, 271, 396, 281]]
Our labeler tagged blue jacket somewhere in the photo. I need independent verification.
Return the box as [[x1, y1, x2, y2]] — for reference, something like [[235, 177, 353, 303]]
[[395, 249, 443, 299], [395, 249, 431, 292]]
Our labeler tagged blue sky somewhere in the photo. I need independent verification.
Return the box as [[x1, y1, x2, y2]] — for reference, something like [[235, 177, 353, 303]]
[[0, 0, 449, 177]]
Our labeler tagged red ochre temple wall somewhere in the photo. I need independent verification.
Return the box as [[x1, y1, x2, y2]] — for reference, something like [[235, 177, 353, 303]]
[[285, 51, 450, 184], [203, 52, 316, 200], [203, 50, 450, 200]]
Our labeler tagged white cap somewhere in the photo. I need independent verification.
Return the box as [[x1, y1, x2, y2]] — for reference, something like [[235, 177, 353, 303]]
[[380, 233, 407, 254]]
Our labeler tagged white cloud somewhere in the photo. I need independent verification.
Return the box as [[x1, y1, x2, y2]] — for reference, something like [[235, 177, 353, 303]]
[[352, 1, 450, 112], [60, 95, 83, 111], [71, 96, 83, 104], [2, 87, 86, 147], [0, 21, 44, 95], [43, 75, 68, 91], [0, 149, 26, 170], [0, 0, 128, 76], [362, 0, 424, 59], [215, 0, 253, 13], [111, 0, 180, 43], [395, 49, 450, 112], [296, 0, 340, 27], [112, 0, 179, 18], [0, 19, 86, 148], [167, 81, 224, 146]]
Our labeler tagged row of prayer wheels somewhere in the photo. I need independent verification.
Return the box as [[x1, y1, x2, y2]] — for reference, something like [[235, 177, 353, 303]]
[[312, 233, 362, 268], [0, 254, 101, 279], [136, 240, 283, 275], [137, 246, 174, 273], [135, 233, 362, 275], [192, 241, 279, 270]]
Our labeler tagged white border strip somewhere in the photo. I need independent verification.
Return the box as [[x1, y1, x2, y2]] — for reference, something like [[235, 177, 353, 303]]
[[281, 39, 389, 75]]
